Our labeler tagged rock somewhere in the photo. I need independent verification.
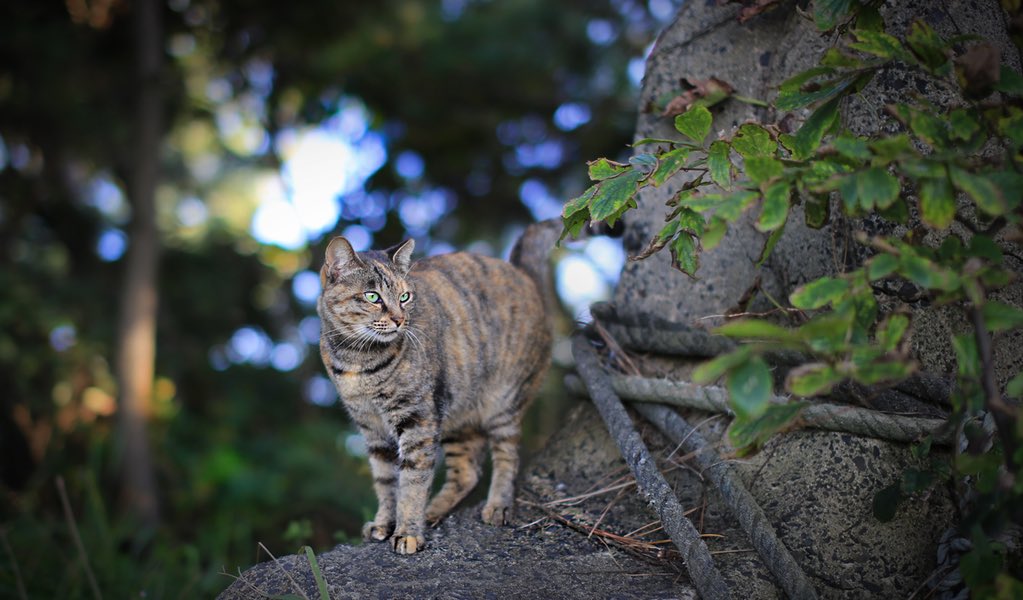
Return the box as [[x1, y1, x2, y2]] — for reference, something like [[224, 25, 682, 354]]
[[218, 403, 696, 600], [220, 401, 955, 599]]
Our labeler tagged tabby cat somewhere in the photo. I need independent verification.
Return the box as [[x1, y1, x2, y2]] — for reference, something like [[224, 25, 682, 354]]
[[317, 221, 556, 555]]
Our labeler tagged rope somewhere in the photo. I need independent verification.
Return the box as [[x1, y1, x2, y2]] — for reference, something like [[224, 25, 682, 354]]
[[565, 374, 953, 446], [572, 334, 731, 600], [633, 402, 820, 600]]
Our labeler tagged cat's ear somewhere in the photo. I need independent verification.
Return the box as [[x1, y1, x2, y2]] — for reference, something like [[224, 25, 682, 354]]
[[387, 239, 415, 275], [325, 237, 365, 280]]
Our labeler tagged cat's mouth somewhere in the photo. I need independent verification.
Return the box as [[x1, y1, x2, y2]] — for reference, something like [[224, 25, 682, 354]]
[[368, 326, 401, 342]]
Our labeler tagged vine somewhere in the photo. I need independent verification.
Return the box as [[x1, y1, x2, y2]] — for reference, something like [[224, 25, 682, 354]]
[[563, 1, 1023, 595]]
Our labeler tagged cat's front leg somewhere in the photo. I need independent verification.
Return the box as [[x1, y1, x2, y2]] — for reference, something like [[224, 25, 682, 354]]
[[362, 433, 399, 542], [391, 414, 439, 555]]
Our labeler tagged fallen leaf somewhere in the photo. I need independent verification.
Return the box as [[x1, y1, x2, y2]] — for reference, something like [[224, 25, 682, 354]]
[[660, 77, 736, 117], [955, 42, 1001, 98]]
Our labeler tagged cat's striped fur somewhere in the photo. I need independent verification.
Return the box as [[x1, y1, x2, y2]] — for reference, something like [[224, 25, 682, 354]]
[[317, 221, 557, 555]]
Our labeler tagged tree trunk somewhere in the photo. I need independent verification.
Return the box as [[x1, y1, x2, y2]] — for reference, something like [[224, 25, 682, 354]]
[[115, 0, 162, 529]]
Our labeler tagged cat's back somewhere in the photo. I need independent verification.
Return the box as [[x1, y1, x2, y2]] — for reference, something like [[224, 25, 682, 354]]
[[407, 251, 549, 395], [410, 251, 542, 314]]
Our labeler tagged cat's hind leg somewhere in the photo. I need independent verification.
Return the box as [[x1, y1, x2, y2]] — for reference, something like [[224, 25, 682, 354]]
[[425, 429, 485, 524], [481, 419, 522, 526]]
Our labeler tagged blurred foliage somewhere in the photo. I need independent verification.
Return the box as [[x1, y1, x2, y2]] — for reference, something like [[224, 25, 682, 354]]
[[564, 1, 1023, 595], [0, 0, 675, 597]]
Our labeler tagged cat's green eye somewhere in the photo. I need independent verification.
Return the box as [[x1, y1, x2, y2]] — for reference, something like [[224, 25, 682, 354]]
[[399, 291, 411, 303], [364, 291, 381, 304]]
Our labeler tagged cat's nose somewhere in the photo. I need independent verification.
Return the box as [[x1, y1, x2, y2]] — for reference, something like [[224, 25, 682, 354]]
[[390, 314, 404, 327]]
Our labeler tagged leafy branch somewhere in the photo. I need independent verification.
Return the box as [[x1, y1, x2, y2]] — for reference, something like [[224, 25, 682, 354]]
[[564, 3, 1023, 596]]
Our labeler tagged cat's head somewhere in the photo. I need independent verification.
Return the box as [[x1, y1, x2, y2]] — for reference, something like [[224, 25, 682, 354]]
[[318, 238, 416, 346]]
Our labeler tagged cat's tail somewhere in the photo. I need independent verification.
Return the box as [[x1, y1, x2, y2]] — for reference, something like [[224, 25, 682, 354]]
[[509, 218, 563, 314]]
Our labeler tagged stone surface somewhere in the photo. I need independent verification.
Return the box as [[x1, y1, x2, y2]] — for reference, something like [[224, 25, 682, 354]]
[[220, 401, 956, 599], [219, 402, 697, 600], [614, 0, 1023, 384]]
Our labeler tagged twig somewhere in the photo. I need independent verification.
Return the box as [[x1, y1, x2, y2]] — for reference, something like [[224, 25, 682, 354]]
[[589, 486, 629, 539], [56, 476, 103, 600], [573, 334, 730, 599], [258, 542, 311, 600], [544, 479, 637, 506], [665, 414, 722, 461], [970, 305, 1020, 474], [0, 528, 28, 600], [219, 567, 279, 600], [634, 403, 819, 600], [593, 319, 641, 376]]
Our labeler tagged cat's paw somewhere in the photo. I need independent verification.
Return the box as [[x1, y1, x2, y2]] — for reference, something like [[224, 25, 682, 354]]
[[481, 502, 513, 526], [390, 533, 425, 555], [362, 521, 393, 542]]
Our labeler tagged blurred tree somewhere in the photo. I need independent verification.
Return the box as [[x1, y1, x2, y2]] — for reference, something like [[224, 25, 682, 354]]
[[0, 0, 676, 596]]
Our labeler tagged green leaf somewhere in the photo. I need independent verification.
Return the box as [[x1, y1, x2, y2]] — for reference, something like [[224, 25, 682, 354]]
[[966, 235, 1002, 263], [745, 156, 784, 184], [898, 158, 945, 179], [702, 216, 727, 250], [786, 363, 843, 396], [588, 158, 629, 181], [778, 66, 836, 93], [562, 184, 596, 219], [948, 109, 981, 141], [714, 190, 759, 221], [919, 176, 955, 229], [877, 313, 910, 352], [869, 134, 912, 162], [899, 254, 960, 291], [715, 319, 793, 340], [798, 312, 855, 354], [854, 360, 917, 385], [731, 124, 776, 158], [872, 482, 902, 522], [726, 356, 773, 420], [677, 206, 705, 236], [674, 106, 713, 144], [707, 141, 732, 189], [906, 20, 949, 71], [999, 107, 1023, 148], [804, 194, 830, 229], [813, 0, 852, 30], [855, 4, 883, 31], [952, 334, 979, 378], [629, 153, 658, 174], [757, 225, 785, 267], [776, 74, 857, 111], [727, 402, 806, 454], [867, 253, 899, 280], [993, 65, 1023, 96], [692, 346, 753, 384], [990, 171, 1023, 211], [833, 135, 871, 160], [950, 167, 1008, 216], [669, 230, 700, 276], [757, 181, 790, 232], [650, 147, 690, 186], [878, 197, 909, 223], [631, 137, 680, 147], [856, 167, 900, 210], [849, 30, 906, 60], [981, 301, 1023, 332], [821, 47, 865, 68], [588, 169, 644, 223], [790, 276, 850, 309], [789, 96, 842, 160]]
